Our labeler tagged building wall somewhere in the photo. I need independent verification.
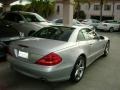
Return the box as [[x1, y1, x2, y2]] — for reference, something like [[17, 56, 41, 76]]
[[48, 2, 63, 20], [84, 2, 120, 20], [52, 0, 120, 20]]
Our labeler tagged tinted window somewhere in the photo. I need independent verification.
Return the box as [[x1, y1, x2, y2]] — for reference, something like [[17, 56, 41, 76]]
[[32, 26, 74, 41], [3, 13, 23, 22], [77, 31, 85, 41], [55, 19, 63, 23]]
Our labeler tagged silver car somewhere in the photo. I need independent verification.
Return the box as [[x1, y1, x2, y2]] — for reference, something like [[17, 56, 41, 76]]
[[7, 25, 110, 82], [1, 11, 52, 36], [51, 19, 95, 31]]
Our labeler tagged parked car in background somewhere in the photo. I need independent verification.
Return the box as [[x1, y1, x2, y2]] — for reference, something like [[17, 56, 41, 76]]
[[51, 19, 81, 25], [97, 20, 120, 32], [0, 20, 23, 58], [81, 19, 100, 29], [51, 19, 95, 30], [0, 11, 52, 36], [8, 25, 110, 82]]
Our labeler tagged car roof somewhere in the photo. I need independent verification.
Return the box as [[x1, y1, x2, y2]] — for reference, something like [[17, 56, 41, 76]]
[[53, 18, 79, 21], [50, 24, 89, 30], [6, 11, 36, 15]]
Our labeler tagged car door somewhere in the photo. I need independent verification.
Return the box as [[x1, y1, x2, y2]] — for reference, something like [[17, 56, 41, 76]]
[[92, 20, 100, 28], [81, 29, 104, 63]]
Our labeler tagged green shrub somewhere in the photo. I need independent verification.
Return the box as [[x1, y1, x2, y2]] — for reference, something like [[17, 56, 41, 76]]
[[11, 5, 24, 11]]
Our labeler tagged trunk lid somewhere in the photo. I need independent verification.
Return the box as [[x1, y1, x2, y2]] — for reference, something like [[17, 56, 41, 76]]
[[10, 37, 72, 63]]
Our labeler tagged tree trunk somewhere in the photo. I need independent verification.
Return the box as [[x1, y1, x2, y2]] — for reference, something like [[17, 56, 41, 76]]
[[77, 1, 81, 19], [112, 0, 115, 19], [100, 0, 103, 21]]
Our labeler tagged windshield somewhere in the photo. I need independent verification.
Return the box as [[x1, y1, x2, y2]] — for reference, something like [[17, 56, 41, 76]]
[[32, 26, 74, 41], [103, 20, 118, 23], [22, 13, 46, 22]]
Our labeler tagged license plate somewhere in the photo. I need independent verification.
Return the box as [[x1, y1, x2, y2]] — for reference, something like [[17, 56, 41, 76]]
[[18, 50, 28, 59]]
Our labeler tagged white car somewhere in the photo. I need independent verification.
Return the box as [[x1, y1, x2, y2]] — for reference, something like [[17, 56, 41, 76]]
[[81, 19, 100, 29], [51, 19, 95, 31], [97, 20, 120, 32]]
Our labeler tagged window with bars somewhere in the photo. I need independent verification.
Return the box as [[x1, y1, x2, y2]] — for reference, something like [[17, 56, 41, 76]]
[[94, 5, 100, 10], [104, 5, 111, 11], [117, 5, 120, 10]]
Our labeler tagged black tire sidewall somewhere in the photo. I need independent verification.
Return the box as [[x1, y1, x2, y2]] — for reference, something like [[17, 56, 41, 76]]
[[70, 56, 85, 82], [109, 27, 114, 32]]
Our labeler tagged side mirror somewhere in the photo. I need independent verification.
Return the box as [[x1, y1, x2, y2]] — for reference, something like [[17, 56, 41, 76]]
[[19, 21, 25, 23], [99, 36, 105, 40]]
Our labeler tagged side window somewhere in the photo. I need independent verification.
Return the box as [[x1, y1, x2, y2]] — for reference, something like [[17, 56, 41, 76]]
[[56, 19, 63, 23], [81, 29, 98, 40], [77, 31, 85, 41], [13, 14, 23, 22], [3, 13, 13, 21], [4, 13, 23, 23], [93, 20, 100, 23]]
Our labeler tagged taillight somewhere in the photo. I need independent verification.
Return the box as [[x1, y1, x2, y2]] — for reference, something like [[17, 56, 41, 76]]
[[35, 52, 62, 66]]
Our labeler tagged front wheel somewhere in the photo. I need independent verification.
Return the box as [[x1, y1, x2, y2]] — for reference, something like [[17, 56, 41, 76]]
[[70, 56, 86, 82], [109, 27, 114, 32]]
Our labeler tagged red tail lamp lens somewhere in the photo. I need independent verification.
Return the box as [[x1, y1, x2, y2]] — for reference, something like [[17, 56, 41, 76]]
[[35, 52, 62, 66]]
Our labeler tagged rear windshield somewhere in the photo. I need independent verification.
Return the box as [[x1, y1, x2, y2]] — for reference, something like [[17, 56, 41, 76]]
[[32, 26, 75, 41]]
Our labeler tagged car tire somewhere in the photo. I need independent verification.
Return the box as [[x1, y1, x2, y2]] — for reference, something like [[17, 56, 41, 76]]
[[103, 42, 110, 56], [70, 56, 86, 82], [109, 27, 114, 32]]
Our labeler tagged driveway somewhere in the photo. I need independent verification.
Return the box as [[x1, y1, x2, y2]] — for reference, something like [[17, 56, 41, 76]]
[[0, 32, 120, 90]]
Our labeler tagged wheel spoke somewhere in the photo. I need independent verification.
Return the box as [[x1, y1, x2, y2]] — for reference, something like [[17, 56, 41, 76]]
[[75, 60, 84, 78]]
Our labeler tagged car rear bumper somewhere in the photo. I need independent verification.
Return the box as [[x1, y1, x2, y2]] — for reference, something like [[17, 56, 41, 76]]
[[7, 55, 73, 82]]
